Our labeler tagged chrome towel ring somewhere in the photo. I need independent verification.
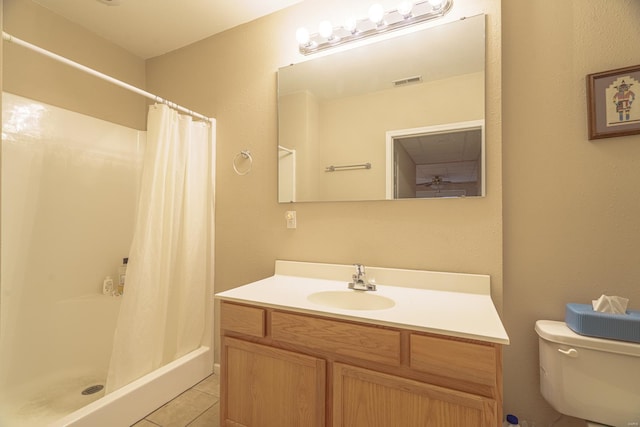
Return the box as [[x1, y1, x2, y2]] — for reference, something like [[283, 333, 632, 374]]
[[233, 150, 253, 175]]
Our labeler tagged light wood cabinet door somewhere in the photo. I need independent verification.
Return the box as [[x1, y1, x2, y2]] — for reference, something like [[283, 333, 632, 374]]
[[333, 363, 497, 427], [222, 337, 326, 427]]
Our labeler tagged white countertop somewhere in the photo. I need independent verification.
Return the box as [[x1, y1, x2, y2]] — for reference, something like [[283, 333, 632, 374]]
[[216, 261, 509, 345]]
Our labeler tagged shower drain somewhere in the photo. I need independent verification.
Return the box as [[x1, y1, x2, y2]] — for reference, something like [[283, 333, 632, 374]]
[[81, 384, 104, 395]]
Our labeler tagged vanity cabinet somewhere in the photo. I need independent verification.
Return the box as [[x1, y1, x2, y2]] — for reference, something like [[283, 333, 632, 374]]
[[220, 301, 502, 427]]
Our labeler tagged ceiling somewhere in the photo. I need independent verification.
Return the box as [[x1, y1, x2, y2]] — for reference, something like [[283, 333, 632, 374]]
[[33, 0, 304, 59]]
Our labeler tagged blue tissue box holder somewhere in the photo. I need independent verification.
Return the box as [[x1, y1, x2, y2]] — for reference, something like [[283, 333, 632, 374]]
[[565, 303, 640, 343]]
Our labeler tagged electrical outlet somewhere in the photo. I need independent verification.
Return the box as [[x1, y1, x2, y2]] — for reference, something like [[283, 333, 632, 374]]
[[286, 211, 297, 229]]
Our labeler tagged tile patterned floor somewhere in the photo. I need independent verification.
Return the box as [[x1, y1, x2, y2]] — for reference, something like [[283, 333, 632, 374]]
[[131, 374, 220, 427]]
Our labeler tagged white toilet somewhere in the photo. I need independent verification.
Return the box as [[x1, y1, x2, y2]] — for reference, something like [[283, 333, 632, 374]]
[[535, 320, 640, 427]]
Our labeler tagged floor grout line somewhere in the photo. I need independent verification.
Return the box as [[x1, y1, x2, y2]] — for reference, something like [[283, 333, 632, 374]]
[[132, 373, 220, 427]]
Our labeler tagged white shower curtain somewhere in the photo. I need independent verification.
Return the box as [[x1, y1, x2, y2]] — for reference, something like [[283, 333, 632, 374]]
[[106, 104, 213, 393]]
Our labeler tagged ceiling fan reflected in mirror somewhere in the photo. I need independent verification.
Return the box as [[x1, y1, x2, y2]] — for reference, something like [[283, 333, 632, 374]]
[[418, 175, 452, 191]]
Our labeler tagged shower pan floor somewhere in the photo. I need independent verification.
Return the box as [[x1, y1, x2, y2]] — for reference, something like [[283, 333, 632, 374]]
[[0, 369, 106, 427]]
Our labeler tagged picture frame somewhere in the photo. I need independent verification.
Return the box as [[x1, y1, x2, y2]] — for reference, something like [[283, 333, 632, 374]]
[[587, 64, 640, 140]]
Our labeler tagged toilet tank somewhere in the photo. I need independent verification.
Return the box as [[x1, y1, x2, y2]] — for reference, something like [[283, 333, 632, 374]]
[[536, 320, 640, 427]]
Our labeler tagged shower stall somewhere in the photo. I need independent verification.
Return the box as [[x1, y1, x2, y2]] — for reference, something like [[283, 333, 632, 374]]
[[0, 90, 215, 424]]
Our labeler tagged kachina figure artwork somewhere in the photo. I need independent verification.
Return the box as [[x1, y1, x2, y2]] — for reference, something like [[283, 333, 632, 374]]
[[609, 78, 637, 124], [587, 65, 640, 140]]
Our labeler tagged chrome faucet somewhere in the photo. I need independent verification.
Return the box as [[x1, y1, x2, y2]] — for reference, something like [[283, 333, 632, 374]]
[[348, 264, 376, 291]]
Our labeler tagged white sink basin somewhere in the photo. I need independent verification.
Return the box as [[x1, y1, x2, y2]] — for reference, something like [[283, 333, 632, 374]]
[[307, 290, 395, 311]]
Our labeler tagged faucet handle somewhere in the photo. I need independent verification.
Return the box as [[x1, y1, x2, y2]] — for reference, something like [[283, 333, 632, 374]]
[[354, 263, 365, 276]]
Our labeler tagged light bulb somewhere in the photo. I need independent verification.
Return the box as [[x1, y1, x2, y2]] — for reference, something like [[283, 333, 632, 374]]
[[318, 20, 333, 39], [368, 4, 385, 25], [397, 1, 414, 17], [295, 27, 310, 45], [344, 16, 358, 34], [428, 0, 443, 9]]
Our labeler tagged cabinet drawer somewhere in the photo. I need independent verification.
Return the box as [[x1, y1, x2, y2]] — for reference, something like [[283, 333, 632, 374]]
[[271, 311, 401, 366], [410, 334, 497, 387], [220, 302, 265, 337]]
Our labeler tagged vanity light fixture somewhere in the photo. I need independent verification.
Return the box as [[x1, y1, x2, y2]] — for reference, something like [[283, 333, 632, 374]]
[[296, 0, 453, 55]]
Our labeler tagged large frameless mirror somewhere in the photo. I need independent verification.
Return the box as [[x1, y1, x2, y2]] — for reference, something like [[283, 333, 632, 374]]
[[277, 14, 485, 202]]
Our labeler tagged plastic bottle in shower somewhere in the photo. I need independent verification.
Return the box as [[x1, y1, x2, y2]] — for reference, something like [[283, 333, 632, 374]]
[[118, 257, 128, 295], [103, 276, 114, 295]]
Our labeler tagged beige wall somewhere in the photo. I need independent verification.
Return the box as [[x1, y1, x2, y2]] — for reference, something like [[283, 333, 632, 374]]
[[503, 1, 640, 425], [2, 0, 146, 129]]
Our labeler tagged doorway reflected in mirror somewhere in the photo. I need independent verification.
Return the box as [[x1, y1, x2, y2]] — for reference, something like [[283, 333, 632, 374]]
[[386, 120, 484, 199]]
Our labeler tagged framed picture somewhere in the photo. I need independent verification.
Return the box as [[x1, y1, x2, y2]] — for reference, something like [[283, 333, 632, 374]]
[[587, 64, 640, 140]]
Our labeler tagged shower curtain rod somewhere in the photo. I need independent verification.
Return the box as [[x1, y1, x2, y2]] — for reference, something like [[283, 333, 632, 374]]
[[2, 31, 214, 123]]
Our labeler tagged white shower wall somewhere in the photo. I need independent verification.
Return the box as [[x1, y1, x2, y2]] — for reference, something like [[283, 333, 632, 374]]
[[0, 92, 145, 421]]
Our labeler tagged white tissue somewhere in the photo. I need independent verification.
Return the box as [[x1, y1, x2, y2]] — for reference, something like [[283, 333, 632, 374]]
[[592, 294, 629, 315]]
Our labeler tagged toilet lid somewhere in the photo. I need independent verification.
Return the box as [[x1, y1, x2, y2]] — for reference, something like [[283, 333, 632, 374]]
[[535, 320, 640, 357]]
